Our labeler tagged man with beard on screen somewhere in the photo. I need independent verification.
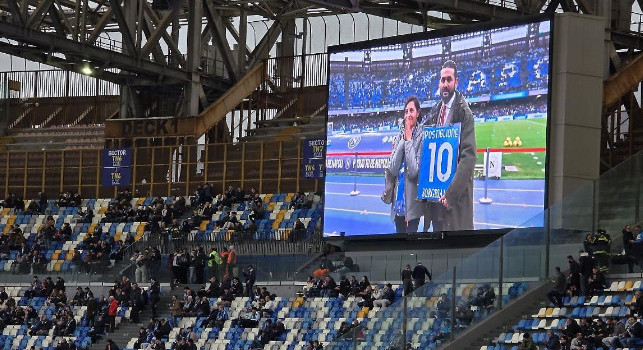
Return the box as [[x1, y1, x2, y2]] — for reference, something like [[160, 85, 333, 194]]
[[422, 60, 476, 232]]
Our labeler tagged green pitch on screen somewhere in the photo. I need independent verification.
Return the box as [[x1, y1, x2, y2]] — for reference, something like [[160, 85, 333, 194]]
[[475, 119, 547, 179]]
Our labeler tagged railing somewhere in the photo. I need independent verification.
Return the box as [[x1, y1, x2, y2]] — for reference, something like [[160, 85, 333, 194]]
[[0, 70, 119, 99], [324, 150, 643, 350], [265, 53, 328, 89], [0, 140, 319, 201]]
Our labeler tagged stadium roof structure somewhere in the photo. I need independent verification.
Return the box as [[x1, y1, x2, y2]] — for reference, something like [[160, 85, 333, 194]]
[[0, 0, 639, 126]]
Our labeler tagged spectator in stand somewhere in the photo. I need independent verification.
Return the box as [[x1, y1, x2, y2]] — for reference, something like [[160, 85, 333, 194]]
[[569, 332, 588, 350], [401, 264, 413, 296], [357, 286, 374, 308], [455, 301, 474, 327], [586, 267, 606, 295], [603, 317, 626, 348], [436, 293, 450, 319], [519, 332, 538, 350], [623, 225, 637, 273], [373, 283, 395, 308], [190, 246, 206, 284], [619, 316, 643, 347], [107, 296, 118, 332], [629, 291, 643, 317], [412, 262, 432, 290], [227, 245, 238, 278], [131, 250, 148, 284], [547, 267, 566, 307], [88, 314, 106, 343], [243, 264, 256, 298], [37, 192, 47, 213], [563, 318, 581, 339], [566, 255, 581, 296], [105, 339, 119, 350], [321, 276, 338, 297], [314, 254, 334, 278], [77, 205, 94, 223], [578, 250, 593, 296], [292, 218, 306, 242]]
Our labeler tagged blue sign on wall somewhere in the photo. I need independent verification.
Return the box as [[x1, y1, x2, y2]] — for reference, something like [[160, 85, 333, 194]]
[[302, 138, 325, 179], [101, 148, 132, 186], [417, 124, 461, 201]]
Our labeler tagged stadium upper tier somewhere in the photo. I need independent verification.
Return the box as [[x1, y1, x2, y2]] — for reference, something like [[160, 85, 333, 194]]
[[328, 51, 549, 110], [0, 192, 321, 274]]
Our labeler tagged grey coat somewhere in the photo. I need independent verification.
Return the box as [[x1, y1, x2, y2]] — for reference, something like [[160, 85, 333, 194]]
[[422, 90, 476, 231], [387, 122, 424, 223]]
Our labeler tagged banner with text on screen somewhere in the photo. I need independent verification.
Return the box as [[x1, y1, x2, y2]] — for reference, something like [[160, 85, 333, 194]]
[[101, 148, 132, 186], [418, 124, 461, 201], [302, 138, 325, 179]]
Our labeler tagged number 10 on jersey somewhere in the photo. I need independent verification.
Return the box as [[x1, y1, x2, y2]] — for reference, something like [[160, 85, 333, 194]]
[[417, 124, 461, 201]]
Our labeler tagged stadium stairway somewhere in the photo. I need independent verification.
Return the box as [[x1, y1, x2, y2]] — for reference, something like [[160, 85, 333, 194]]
[[442, 277, 555, 350], [449, 276, 643, 350], [92, 284, 178, 350]]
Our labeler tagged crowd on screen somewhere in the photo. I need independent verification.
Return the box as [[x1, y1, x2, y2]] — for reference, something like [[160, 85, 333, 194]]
[[328, 96, 547, 133], [328, 49, 549, 109]]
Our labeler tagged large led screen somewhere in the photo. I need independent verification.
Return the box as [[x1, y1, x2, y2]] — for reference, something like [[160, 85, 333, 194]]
[[324, 18, 551, 236]]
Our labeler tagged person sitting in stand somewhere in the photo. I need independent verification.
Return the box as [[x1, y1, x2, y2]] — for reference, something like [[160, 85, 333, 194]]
[[587, 266, 606, 295]]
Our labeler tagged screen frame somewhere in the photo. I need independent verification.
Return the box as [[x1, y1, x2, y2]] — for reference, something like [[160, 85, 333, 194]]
[[322, 13, 554, 240]]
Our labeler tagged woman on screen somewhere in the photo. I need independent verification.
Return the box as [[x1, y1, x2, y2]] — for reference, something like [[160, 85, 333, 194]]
[[386, 96, 424, 233]]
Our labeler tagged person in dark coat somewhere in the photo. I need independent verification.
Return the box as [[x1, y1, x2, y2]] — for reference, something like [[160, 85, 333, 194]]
[[401, 264, 413, 295], [243, 265, 256, 298], [566, 255, 581, 296], [578, 250, 593, 296], [546, 267, 566, 307], [544, 330, 560, 350], [105, 339, 119, 350], [623, 225, 637, 273], [422, 60, 476, 232], [412, 262, 432, 290]]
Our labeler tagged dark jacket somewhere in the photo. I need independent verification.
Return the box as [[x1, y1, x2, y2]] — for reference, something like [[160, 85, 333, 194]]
[[544, 334, 560, 350], [553, 272, 566, 294], [422, 90, 476, 231], [412, 264, 432, 281]]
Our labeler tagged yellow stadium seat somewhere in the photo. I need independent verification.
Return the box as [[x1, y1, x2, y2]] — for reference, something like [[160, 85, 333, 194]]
[[1, 208, 9, 215], [137, 225, 146, 233], [292, 297, 303, 307], [199, 221, 208, 230], [545, 308, 554, 316], [89, 223, 96, 233], [51, 251, 61, 260], [114, 232, 121, 241], [65, 252, 74, 261], [624, 281, 634, 291], [53, 261, 63, 272], [136, 198, 145, 205]]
